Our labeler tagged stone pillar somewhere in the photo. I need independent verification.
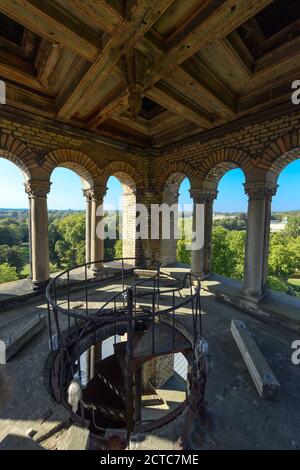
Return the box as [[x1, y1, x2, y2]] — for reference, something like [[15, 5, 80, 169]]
[[90, 186, 107, 271], [83, 189, 92, 264], [25, 180, 51, 289], [190, 189, 217, 278], [160, 187, 179, 266], [122, 190, 136, 264], [241, 182, 277, 303], [135, 190, 162, 267]]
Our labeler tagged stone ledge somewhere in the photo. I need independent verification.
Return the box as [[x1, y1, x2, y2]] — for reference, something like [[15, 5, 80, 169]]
[[0, 315, 46, 364]]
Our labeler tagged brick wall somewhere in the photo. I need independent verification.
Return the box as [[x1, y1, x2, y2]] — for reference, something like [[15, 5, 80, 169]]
[[1, 106, 300, 266]]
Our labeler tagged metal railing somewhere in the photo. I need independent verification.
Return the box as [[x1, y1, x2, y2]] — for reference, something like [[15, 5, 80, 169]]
[[46, 257, 203, 435]]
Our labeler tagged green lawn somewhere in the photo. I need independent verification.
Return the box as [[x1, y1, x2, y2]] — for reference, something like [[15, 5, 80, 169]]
[[288, 278, 300, 288]]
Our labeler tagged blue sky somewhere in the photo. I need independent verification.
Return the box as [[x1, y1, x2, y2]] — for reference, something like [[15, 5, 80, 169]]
[[0, 157, 299, 212]]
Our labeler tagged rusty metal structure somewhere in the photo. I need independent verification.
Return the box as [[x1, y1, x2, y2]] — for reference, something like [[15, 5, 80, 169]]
[[46, 258, 208, 446]]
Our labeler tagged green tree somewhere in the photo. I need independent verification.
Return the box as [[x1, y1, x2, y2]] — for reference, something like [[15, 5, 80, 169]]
[[0, 245, 25, 274], [226, 230, 246, 279], [268, 233, 300, 280], [0, 264, 18, 283], [6, 246, 25, 274], [176, 239, 191, 265], [284, 216, 300, 238], [54, 214, 86, 268], [211, 227, 233, 277], [0, 225, 19, 246]]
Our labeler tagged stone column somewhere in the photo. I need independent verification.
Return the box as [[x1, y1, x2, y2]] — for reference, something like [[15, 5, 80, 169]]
[[134, 190, 162, 267], [122, 190, 136, 264], [83, 189, 92, 264], [90, 187, 107, 271], [190, 189, 217, 278], [25, 180, 51, 289], [160, 187, 179, 266], [241, 182, 277, 303]]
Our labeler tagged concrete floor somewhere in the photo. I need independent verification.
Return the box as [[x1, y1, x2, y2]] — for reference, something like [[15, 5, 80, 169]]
[[0, 273, 300, 450]]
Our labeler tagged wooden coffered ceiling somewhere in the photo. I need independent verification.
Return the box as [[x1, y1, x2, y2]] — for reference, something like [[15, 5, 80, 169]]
[[0, 0, 299, 148]]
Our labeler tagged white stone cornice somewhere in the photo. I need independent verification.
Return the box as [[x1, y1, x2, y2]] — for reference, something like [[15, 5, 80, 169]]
[[24, 180, 51, 198], [244, 182, 278, 200]]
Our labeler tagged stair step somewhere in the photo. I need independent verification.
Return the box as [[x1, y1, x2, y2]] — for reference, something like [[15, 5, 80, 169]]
[[113, 342, 126, 371], [95, 354, 126, 398], [113, 331, 145, 371], [0, 315, 46, 364], [133, 322, 190, 360], [83, 375, 125, 410]]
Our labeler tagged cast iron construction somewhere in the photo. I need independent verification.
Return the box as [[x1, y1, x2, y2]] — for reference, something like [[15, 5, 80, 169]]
[[46, 258, 209, 448]]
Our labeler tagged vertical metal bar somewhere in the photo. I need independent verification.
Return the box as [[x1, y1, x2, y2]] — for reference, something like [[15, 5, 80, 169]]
[[90, 345, 95, 380], [67, 271, 70, 333], [85, 264, 89, 316], [134, 367, 142, 423], [172, 291, 175, 350], [125, 288, 135, 438], [47, 302, 53, 359], [198, 287, 203, 337], [152, 291, 155, 355], [53, 278, 57, 304], [157, 269, 160, 311], [122, 258, 125, 308], [75, 316, 82, 384]]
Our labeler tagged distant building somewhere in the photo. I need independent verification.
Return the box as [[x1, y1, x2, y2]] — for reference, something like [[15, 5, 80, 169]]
[[270, 218, 287, 233]]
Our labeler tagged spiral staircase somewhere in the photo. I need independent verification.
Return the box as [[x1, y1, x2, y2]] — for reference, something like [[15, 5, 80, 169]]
[[45, 258, 208, 447]]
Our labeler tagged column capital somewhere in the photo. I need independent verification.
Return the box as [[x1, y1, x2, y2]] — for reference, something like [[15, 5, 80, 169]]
[[244, 182, 278, 200], [24, 180, 51, 198], [85, 186, 107, 202], [189, 189, 218, 203], [139, 190, 163, 204], [83, 189, 93, 201]]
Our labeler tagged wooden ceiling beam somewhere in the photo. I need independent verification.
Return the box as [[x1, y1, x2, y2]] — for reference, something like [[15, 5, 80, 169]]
[[137, 37, 235, 121], [68, 0, 123, 34], [5, 81, 56, 117], [57, 0, 175, 120], [0, 46, 49, 94], [145, 0, 273, 89], [177, 57, 236, 119], [112, 113, 150, 136], [145, 82, 214, 129], [87, 87, 129, 128], [0, 0, 100, 62]]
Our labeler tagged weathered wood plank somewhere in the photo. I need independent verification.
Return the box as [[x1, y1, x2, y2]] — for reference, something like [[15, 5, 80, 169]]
[[146, 82, 214, 128], [57, 0, 174, 119], [231, 320, 280, 399], [0, 57, 46, 93], [0, 0, 100, 62], [68, 0, 123, 33], [146, 0, 273, 88]]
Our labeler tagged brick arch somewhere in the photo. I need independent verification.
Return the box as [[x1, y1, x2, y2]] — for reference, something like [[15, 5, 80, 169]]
[[201, 149, 251, 183], [0, 132, 36, 180], [44, 149, 100, 188], [157, 161, 198, 192], [259, 131, 300, 176], [101, 161, 145, 193]]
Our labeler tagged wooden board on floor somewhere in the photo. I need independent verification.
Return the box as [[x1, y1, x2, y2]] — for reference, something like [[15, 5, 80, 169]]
[[231, 319, 280, 399]]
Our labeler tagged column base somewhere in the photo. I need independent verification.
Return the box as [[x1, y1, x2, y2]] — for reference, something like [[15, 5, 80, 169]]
[[191, 270, 212, 281], [28, 277, 50, 292], [240, 286, 270, 306]]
